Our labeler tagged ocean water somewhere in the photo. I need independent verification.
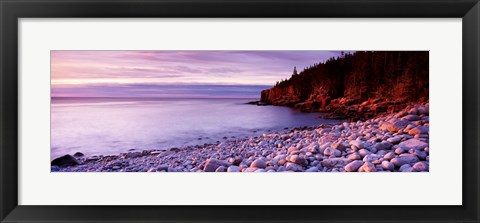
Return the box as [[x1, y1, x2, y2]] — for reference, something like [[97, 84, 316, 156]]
[[51, 98, 342, 159]]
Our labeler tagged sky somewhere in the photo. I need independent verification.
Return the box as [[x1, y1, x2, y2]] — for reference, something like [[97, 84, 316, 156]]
[[51, 51, 345, 98]]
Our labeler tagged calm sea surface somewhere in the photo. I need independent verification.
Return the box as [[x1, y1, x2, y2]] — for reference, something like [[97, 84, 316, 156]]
[[51, 98, 342, 159]]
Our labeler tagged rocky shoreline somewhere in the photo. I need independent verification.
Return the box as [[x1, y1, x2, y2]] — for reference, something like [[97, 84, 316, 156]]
[[52, 103, 429, 172]]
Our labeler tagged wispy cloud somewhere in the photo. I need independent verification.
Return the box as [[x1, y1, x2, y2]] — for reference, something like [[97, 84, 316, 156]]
[[51, 50, 347, 97]]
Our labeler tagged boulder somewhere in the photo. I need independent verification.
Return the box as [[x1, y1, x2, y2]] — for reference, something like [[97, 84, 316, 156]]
[[51, 154, 80, 167], [73, 152, 84, 157]]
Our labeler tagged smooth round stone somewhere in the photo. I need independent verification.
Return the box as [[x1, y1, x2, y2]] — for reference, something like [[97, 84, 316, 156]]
[[250, 159, 267, 169], [306, 167, 319, 172], [362, 162, 376, 172], [290, 155, 306, 165], [399, 164, 412, 172], [349, 140, 364, 149], [391, 157, 410, 167], [412, 162, 429, 171], [347, 152, 362, 160], [381, 161, 394, 171], [215, 166, 226, 172], [387, 136, 402, 144], [408, 126, 429, 136], [403, 115, 421, 121], [384, 152, 396, 160], [285, 162, 303, 172], [376, 150, 388, 156], [287, 147, 298, 153], [395, 147, 408, 155], [399, 153, 420, 164], [358, 149, 370, 158], [373, 141, 392, 151], [344, 160, 364, 172]]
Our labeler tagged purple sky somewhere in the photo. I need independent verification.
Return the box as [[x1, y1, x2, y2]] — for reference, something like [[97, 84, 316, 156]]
[[51, 51, 346, 98]]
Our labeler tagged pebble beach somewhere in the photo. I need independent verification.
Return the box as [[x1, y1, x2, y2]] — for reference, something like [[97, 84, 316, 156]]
[[52, 103, 429, 172]]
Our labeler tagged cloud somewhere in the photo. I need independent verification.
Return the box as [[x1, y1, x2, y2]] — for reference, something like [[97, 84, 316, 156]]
[[51, 50, 348, 97]]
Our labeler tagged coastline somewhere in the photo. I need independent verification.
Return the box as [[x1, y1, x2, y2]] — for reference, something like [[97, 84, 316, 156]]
[[52, 102, 429, 172]]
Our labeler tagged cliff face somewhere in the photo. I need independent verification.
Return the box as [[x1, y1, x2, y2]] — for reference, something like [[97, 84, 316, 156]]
[[261, 51, 429, 120]]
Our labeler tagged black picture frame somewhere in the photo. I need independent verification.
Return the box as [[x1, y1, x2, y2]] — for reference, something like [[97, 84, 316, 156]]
[[1, 0, 479, 222]]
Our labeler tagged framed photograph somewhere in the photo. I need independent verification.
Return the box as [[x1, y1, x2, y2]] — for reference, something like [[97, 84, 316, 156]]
[[1, 0, 478, 222]]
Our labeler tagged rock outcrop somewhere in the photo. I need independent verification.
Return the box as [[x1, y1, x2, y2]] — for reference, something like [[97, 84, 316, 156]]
[[260, 51, 429, 120]]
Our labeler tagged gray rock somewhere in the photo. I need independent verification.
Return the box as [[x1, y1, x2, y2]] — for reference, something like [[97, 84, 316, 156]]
[[399, 138, 428, 151]]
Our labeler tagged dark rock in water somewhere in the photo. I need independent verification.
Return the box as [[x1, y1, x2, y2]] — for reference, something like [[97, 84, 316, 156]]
[[169, 147, 180, 152], [246, 101, 269, 106], [73, 152, 84, 157], [51, 154, 80, 167]]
